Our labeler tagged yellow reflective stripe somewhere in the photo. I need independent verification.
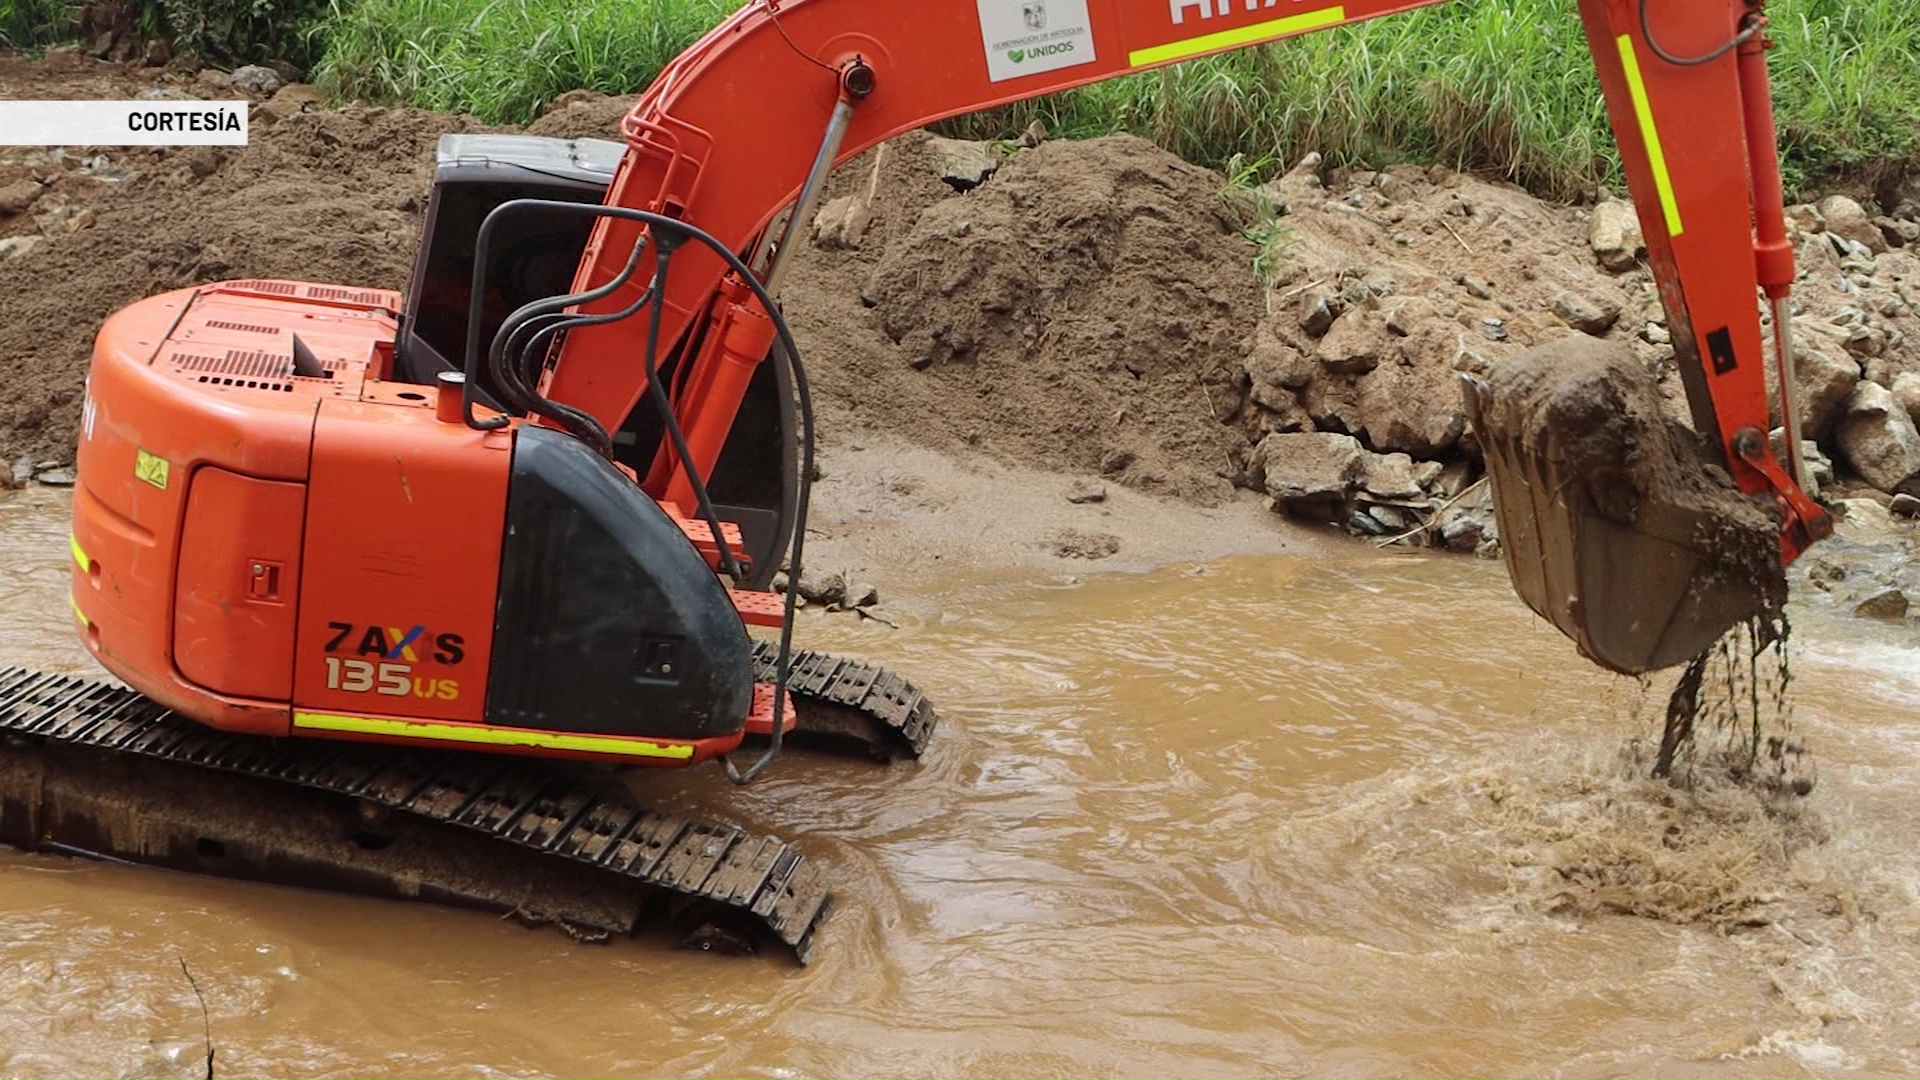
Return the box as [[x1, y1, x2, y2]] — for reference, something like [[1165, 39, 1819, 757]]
[[1130, 5, 1346, 67], [69, 533, 91, 572], [292, 711, 697, 760], [68, 592, 88, 627], [1615, 34, 1684, 238]]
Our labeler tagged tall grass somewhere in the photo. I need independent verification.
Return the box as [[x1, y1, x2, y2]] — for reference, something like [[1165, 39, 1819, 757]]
[[946, 0, 1920, 199], [254, 0, 1920, 199], [0, 0, 80, 48], [313, 0, 733, 123]]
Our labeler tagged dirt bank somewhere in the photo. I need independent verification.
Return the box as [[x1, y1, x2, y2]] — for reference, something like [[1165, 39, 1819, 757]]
[[2, 57, 1917, 616]]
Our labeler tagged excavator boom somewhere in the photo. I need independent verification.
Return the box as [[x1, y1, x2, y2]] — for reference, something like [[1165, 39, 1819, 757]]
[[540, 0, 1828, 674]]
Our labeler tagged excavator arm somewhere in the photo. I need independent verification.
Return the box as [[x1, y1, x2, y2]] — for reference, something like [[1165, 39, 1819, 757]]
[[534, 0, 1829, 671]]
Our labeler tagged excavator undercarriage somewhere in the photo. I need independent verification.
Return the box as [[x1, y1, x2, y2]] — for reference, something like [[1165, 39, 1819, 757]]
[[0, 645, 933, 963]]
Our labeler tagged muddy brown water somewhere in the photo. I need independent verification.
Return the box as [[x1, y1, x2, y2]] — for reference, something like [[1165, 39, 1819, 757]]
[[2, 485, 1918, 1078]]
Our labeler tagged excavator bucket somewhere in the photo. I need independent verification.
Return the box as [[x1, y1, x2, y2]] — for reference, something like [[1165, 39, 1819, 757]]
[[1462, 337, 1786, 675]]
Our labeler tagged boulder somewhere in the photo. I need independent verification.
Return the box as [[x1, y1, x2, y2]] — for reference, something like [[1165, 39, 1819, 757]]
[[1360, 452, 1424, 500], [1834, 381, 1920, 495], [0, 179, 43, 217], [1892, 371, 1920, 428], [1550, 291, 1620, 336], [1254, 431, 1365, 511], [1855, 588, 1909, 621], [1782, 335, 1862, 440], [1817, 194, 1888, 255], [1589, 198, 1646, 272], [812, 194, 873, 250], [923, 136, 1005, 190], [1355, 361, 1468, 457], [229, 64, 284, 96], [1297, 287, 1340, 337], [1315, 309, 1386, 374], [263, 83, 326, 121], [1244, 319, 1315, 399]]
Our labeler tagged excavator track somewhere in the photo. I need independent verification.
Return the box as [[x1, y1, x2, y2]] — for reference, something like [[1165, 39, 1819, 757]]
[[0, 652, 937, 964]]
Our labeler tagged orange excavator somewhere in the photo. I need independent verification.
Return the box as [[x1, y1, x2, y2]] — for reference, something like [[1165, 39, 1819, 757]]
[[0, 0, 1831, 959]]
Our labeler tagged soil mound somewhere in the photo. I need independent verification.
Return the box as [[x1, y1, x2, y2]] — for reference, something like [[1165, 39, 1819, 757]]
[[0, 104, 477, 462], [784, 132, 1263, 504]]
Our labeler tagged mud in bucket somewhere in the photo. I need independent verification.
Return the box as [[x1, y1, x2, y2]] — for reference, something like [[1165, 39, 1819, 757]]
[[1461, 337, 1786, 675]]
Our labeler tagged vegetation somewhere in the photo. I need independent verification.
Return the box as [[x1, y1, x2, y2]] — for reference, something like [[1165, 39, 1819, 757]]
[[7, 0, 1918, 199], [313, 0, 734, 124], [0, 0, 78, 48], [1, 0, 327, 65]]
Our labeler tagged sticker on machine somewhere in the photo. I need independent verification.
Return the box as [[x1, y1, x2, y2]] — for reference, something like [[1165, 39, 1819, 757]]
[[977, 0, 1096, 83]]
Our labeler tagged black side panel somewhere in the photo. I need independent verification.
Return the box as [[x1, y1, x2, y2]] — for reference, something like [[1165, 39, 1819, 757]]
[[486, 426, 752, 740]]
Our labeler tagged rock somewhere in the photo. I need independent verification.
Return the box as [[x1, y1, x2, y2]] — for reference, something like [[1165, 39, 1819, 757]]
[[1297, 287, 1340, 338], [1438, 501, 1496, 554], [812, 194, 874, 250], [144, 37, 171, 67], [230, 65, 284, 96], [1065, 481, 1107, 504], [1244, 320, 1315, 396], [1360, 452, 1424, 499], [136, 87, 196, 101], [1784, 203, 1825, 236], [1589, 198, 1646, 272], [1892, 371, 1920, 427], [847, 583, 880, 608], [1255, 431, 1365, 512], [1051, 530, 1120, 559], [0, 179, 44, 216], [263, 83, 325, 121], [1855, 587, 1909, 620], [196, 68, 233, 90], [11, 455, 33, 487], [1783, 335, 1862, 440], [1817, 194, 1887, 255], [1891, 493, 1920, 518], [1804, 557, 1846, 591], [1346, 509, 1390, 536], [1878, 215, 1920, 248], [1429, 460, 1474, 498], [1384, 298, 1435, 338], [797, 571, 847, 607], [1550, 291, 1621, 335], [0, 235, 42, 261], [1834, 381, 1920, 495], [1315, 309, 1384, 374], [1459, 274, 1495, 300], [541, 88, 606, 114], [923, 136, 1005, 190], [33, 465, 75, 486], [1366, 505, 1410, 532]]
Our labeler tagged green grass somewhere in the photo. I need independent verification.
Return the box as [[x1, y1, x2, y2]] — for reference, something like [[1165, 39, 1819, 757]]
[[13, 0, 1913, 201], [945, 0, 1920, 199], [0, 0, 80, 48], [312, 0, 734, 123], [308, 0, 1920, 200]]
